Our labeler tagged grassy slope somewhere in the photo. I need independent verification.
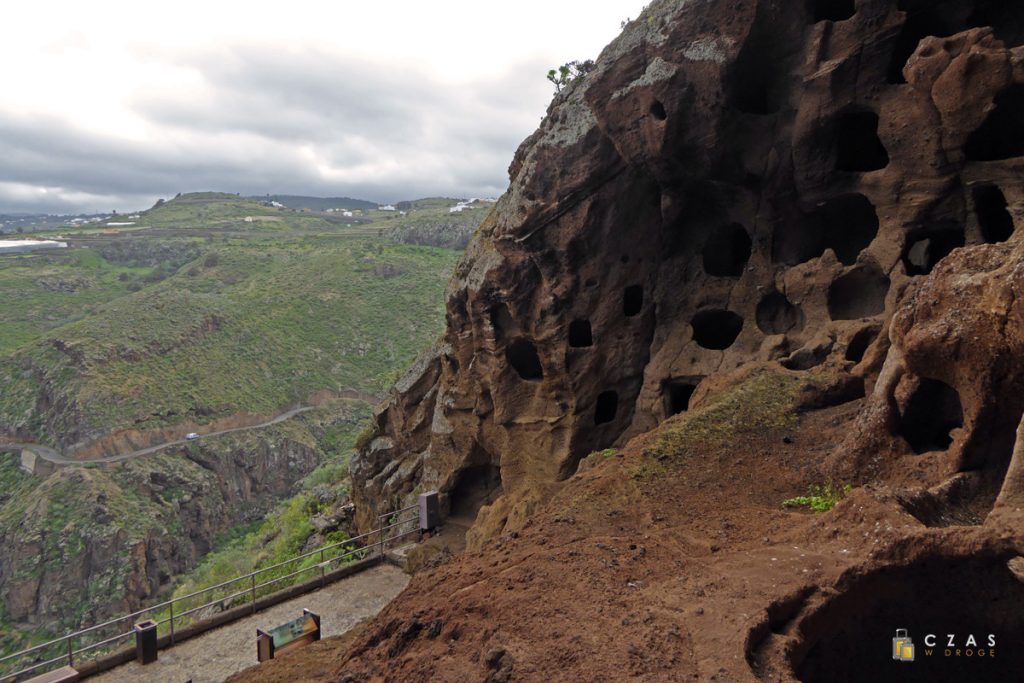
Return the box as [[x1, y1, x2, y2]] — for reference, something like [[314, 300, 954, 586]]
[[0, 229, 458, 443], [0, 249, 153, 356], [0, 192, 460, 660]]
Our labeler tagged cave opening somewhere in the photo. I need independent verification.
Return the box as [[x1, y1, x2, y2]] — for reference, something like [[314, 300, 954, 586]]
[[489, 303, 516, 341], [888, 1, 1024, 84], [844, 327, 877, 363], [965, 85, 1024, 161], [834, 111, 889, 172], [790, 555, 1024, 682], [974, 184, 1015, 243], [902, 222, 965, 275], [663, 381, 699, 416], [810, 0, 855, 23], [506, 338, 543, 380], [568, 319, 593, 348], [827, 264, 889, 320], [594, 391, 619, 425], [650, 100, 667, 121], [703, 223, 752, 277], [897, 378, 964, 454], [772, 194, 879, 266], [728, 20, 791, 115], [691, 309, 744, 350], [756, 291, 805, 335], [820, 193, 879, 264], [448, 464, 502, 521], [623, 285, 644, 317]]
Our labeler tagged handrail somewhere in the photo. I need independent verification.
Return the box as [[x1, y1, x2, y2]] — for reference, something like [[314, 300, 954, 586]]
[[0, 504, 422, 682]]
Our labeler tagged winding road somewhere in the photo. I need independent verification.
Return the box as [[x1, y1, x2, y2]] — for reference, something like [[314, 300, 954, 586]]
[[0, 405, 324, 467]]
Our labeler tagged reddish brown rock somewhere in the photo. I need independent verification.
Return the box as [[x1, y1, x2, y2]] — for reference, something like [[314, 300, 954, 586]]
[[352, 0, 1024, 542], [289, 1, 1024, 680]]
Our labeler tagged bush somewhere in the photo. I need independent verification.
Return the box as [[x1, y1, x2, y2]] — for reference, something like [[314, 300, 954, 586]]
[[782, 481, 851, 512], [547, 60, 596, 93]]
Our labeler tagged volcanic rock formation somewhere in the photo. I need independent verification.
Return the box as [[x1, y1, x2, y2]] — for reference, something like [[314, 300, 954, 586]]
[[307, 1, 1024, 680], [352, 0, 1024, 540]]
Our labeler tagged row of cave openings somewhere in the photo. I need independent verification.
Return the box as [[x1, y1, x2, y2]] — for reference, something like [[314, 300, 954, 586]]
[[700, 0, 1024, 168], [724, 0, 1024, 121], [504, 0, 1024, 430]]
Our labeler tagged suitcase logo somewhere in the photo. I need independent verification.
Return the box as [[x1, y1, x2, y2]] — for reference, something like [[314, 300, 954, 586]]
[[893, 629, 915, 662]]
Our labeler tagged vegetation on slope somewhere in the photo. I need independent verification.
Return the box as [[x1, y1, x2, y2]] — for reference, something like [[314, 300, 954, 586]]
[[0, 232, 458, 445], [0, 191, 460, 665]]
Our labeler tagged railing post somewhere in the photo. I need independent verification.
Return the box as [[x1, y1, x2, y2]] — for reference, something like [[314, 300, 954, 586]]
[[319, 548, 326, 587], [67, 634, 73, 667], [251, 574, 257, 615], [169, 601, 175, 645]]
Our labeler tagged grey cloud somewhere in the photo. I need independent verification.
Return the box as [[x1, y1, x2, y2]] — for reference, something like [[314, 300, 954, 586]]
[[0, 45, 553, 213]]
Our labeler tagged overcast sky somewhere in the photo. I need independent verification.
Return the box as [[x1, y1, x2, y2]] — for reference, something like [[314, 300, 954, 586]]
[[0, 1, 649, 214]]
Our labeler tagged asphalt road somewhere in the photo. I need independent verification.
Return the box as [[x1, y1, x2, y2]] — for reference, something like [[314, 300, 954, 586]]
[[0, 405, 318, 466]]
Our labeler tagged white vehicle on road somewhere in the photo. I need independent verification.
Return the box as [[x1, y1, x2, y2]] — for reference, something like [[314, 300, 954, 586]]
[[185, 433, 200, 441]]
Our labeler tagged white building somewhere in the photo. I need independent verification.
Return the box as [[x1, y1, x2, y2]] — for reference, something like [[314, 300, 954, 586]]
[[379, 205, 397, 212], [0, 240, 68, 255]]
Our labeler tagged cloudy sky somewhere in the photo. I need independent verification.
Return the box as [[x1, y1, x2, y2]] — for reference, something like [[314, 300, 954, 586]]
[[0, 1, 649, 214]]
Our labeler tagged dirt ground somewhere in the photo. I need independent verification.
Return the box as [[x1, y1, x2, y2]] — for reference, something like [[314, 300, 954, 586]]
[[232, 374, 873, 681], [232, 367, 1023, 682]]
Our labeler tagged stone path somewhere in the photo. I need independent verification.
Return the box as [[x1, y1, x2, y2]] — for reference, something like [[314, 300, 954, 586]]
[[91, 564, 408, 683]]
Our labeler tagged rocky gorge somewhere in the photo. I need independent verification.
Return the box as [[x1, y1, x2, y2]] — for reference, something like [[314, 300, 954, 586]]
[[0, 412, 337, 638]]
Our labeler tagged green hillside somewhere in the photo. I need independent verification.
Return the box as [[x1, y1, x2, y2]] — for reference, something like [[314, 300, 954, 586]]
[[0, 191, 460, 659], [0, 234, 457, 447]]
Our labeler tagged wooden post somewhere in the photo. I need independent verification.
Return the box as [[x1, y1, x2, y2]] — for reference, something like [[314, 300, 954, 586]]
[[170, 602, 175, 645]]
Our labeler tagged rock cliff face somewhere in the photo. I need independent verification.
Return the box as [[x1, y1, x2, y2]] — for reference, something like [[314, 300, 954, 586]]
[[0, 430, 319, 632], [235, 1, 1024, 680], [352, 0, 1024, 543]]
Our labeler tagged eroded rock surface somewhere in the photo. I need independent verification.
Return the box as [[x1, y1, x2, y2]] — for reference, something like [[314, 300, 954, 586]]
[[352, 0, 1024, 540], [317, 1, 1024, 680]]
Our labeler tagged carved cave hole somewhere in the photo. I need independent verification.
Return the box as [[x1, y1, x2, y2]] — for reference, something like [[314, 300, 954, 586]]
[[756, 291, 805, 335], [489, 303, 516, 341], [974, 184, 1015, 243], [897, 378, 964, 454], [811, 0, 855, 23], [965, 85, 1024, 161], [650, 100, 667, 121], [728, 11, 796, 115], [834, 111, 889, 172], [691, 309, 744, 350], [902, 222, 965, 276], [703, 223, 752, 277], [568, 319, 593, 348], [594, 390, 619, 425], [506, 338, 543, 381], [663, 380, 699, 417], [888, 1, 1024, 84], [623, 285, 644, 317], [827, 265, 889, 320], [773, 194, 879, 266], [448, 464, 502, 520], [844, 327, 877, 363], [789, 555, 1024, 682]]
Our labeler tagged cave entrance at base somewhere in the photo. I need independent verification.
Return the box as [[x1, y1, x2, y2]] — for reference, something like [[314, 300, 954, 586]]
[[789, 555, 1024, 683], [448, 464, 502, 522], [897, 378, 964, 454]]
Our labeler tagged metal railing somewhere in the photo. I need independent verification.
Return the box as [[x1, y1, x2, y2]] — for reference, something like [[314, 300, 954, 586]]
[[0, 504, 419, 682]]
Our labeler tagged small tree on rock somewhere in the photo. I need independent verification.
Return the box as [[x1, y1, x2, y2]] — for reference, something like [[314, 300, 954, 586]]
[[546, 60, 596, 93]]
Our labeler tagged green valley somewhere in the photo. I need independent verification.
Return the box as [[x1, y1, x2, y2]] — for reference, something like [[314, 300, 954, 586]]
[[0, 192, 470, 659]]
